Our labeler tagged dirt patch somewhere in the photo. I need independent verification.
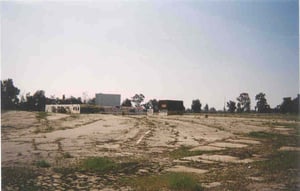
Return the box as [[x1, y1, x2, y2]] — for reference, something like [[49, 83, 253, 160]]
[[278, 146, 300, 151], [202, 181, 221, 188], [197, 154, 254, 163], [209, 142, 248, 148], [2, 111, 299, 190], [189, 145, 225, 151], [226, 138, 261, 145], [181, 156, 216, 164], [166, 165, 208, 174]]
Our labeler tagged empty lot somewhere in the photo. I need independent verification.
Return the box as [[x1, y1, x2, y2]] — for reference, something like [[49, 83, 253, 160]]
[[2, 111, 300, 190]]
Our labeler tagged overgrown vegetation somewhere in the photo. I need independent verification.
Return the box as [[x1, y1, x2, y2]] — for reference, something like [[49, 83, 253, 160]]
[[35, 160, 51, 168], [35, 112, 49, 121], [248, 131, 299, 148], [2, 167, 39, 191], [255, 151, 299, 173], [122, 172, 203, 191], [253, 150, 300, 190], [80, 157, 119, 173], [248, 131, 278, 139], [169, 146, 209, 159]]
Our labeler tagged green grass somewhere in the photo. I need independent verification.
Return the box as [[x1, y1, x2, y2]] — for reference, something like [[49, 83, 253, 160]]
[[255, 151, 300, 173], [269, 122, 300, 136], [122, 172, 203, 191], [35, 160, 51, 168], [252, 150, 300, 189], [248, 131, 278, 139], [247, 131, 299, 148], [169, 146, 206, 159], [2, 167, 39, 191], [80, 157, 119, 173], [36, 112, 49, 121], [53, 167, 77, 175]]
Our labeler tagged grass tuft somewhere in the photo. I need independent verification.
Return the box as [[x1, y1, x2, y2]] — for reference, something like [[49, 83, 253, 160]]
[[2, 167, 39, 191], [122, 172, 203, 191], [169, 146, 205, 159], [35, 160, 51, 168], [248, 131, 277, 139], [80, 157, 119, 173], [255, 151, 300, 173], [36, 112, 49, 121]]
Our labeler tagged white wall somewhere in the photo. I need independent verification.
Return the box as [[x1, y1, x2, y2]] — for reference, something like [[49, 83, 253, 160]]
[[45, 104, 80, 114]]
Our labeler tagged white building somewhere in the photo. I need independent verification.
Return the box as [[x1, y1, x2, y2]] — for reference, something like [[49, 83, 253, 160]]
[[95, 93, 121, 107], [45, 104, 80, 114]]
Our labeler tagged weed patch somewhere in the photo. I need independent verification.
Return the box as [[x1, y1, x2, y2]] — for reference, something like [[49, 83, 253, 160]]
[[35, 160, 51, 168], [80, 157, 119, 173], [255, 151, 299, 173], [170, 146, 208, 159], [36, 112, 49, 121], [252, 151, 300, 189], [248, 131, 299, 147], [122, 172, 203, 191], [53, 167, 77, 175], [2, 167, 39, 191], [248, 131, 277, 139]]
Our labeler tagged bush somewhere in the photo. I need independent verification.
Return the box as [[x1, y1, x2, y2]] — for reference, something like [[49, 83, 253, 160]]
[[80, 105, 105, 113], [123, 172, 203, 191], [80, 157, 119, 172], [35, 160, 51, 168]]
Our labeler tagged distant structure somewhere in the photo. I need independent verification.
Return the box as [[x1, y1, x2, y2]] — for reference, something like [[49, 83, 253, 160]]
[[158, 100, 185, 115], [45, 104, 80, 114], [95, 93, 121, 107]]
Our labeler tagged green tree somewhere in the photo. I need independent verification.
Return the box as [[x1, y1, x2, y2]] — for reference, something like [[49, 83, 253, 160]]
[[209, 107, 216, 113], [33, 90, 46, 111], [204, 104, 209, 112], [121, 98, 132, 107], [1, 79, 20, 110], [237, 93, 251, 112], [255, 93, 270, 113], [87, 97, 96, 105], [131, 94, 145, 107], [143, 99, 159, 112], [191, 99, 201, 113], [227, 100, 236, 113]]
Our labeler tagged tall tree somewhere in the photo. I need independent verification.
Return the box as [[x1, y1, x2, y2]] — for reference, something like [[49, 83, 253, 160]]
[[65, 96, 82, 104], [255, 93, 270, 113], [143, 99, 159, 112], [237, 93, 251, 112], [291, 94, 299, 113], [1, 79, 20, 110], [131, 94, 145, 107], [87, 97, 96, 105], [24, 90, 46, 111], [33, 90, 46, 111], [191, 99, 201, 113], [204, 104, 209, 112], [227, 100, 236, 113], [121, 98, 132, 107]]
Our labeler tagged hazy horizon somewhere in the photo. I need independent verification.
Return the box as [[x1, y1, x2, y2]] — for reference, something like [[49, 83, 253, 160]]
[[1, 0, 299, 110]]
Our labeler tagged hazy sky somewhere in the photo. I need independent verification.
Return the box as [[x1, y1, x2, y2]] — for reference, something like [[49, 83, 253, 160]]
[[1, 0, 299, 110]]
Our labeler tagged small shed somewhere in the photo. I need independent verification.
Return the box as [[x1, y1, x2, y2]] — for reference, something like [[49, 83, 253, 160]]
[[158, 100, 185, 115]]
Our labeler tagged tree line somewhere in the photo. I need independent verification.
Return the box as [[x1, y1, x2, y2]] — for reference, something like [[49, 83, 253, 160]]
[[184, 92, 299, 114], [1, 78, 299, 114], [1, 79, 83, 111]]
